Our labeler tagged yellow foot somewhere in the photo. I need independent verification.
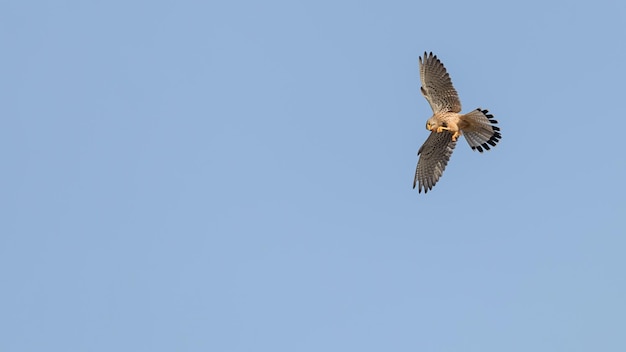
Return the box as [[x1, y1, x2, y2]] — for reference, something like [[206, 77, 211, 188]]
[[436, 126, 450, 133], [452, 131, 461, 142]]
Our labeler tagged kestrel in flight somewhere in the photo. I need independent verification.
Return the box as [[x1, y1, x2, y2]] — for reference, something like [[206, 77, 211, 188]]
[[413, 52, 501, 193]]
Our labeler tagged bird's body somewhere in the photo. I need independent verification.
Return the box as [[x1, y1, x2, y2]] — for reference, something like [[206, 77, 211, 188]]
[[426, 111, 463, 140], [414, 52, 501, 193]]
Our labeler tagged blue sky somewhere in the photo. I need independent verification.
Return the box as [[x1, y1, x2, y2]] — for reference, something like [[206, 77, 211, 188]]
[[2, 0, 625, 351]]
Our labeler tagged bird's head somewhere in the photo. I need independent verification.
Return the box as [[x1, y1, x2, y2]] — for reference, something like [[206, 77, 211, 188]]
[[426, 118, 439, 131]]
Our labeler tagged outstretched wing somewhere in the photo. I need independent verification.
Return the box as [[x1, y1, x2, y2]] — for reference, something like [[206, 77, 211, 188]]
[[414, 131, 457, 193], [419, 52, 461, 113]]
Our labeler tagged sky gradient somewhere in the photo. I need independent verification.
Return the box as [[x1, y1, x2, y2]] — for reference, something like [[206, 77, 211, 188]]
[[2, 1, 625, 351]]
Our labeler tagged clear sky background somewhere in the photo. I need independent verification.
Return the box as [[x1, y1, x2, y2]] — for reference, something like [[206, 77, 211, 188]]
[[2, 1, 625, 351]]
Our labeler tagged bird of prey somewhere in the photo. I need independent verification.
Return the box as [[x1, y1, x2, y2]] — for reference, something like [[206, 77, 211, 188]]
[[413, 52, 501, 193]]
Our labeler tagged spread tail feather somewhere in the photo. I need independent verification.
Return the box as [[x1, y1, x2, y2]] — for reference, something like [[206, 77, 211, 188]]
[[460, 108, 501, 152]]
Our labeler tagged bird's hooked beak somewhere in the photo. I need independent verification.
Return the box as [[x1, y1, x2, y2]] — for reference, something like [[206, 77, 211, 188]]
[[426, 121, 433, 131]]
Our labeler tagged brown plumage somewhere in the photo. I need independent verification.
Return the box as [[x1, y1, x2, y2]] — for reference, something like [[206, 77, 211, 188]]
[[414, 52, 501, 193]]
